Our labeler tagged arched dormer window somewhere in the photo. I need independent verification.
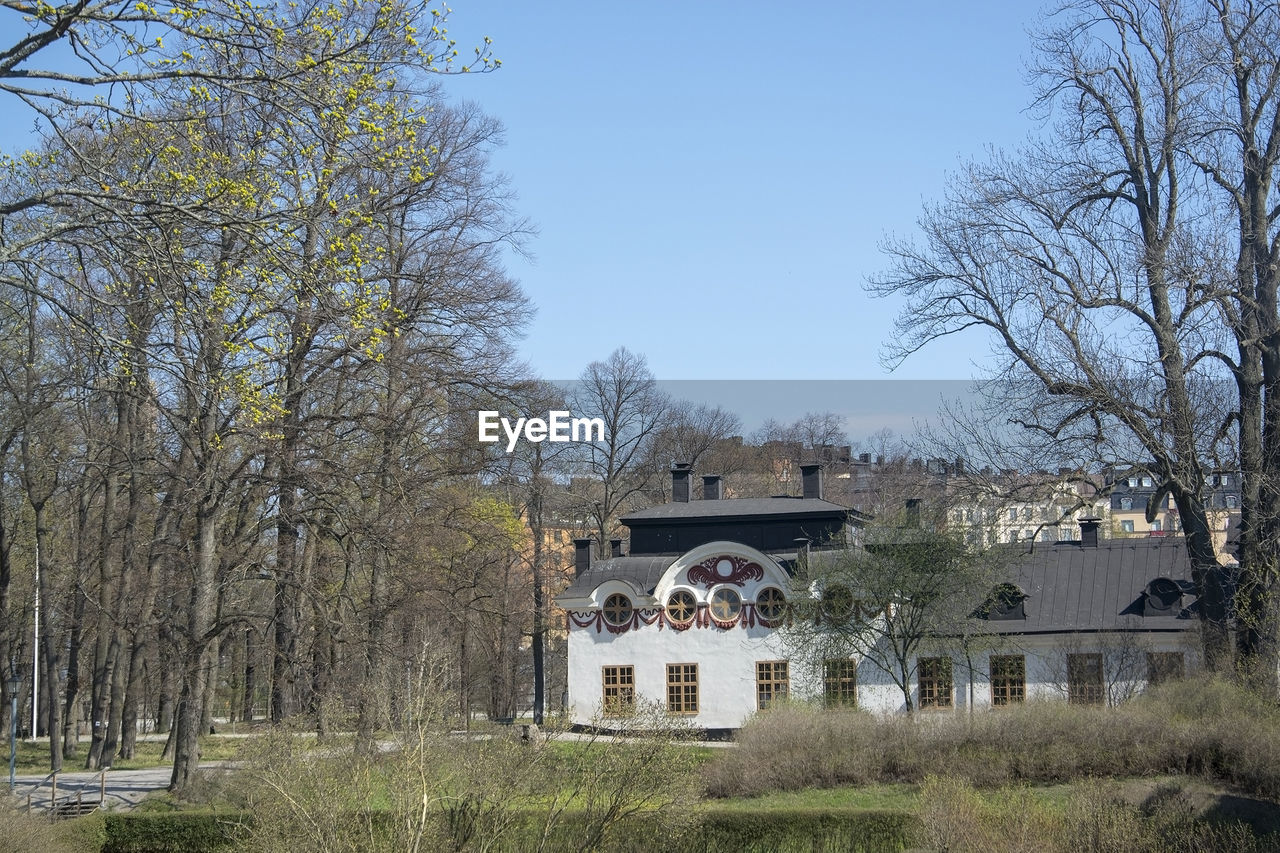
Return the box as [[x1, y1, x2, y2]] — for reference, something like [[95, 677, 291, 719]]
[[977, 583, 1026, 621], [1142, 578, 1183, 617]]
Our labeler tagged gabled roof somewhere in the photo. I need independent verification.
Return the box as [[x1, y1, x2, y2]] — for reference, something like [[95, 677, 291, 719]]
[[989, 538, 1200, 634]]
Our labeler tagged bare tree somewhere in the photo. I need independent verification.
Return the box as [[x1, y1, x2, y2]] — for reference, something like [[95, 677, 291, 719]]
[[568, 348, 670, 554], [868, 0, 1236, 669], [786, 510, 1002, 713]]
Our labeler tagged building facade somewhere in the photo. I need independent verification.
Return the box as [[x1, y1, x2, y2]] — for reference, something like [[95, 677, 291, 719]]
[[556, 466, 1206, 730]]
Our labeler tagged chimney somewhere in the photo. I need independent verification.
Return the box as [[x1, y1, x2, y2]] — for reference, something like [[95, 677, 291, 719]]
[[954, 457, 965, 476], [701, 475, 722, 500], [800, 463, 823, 500], [1079, 517, 1101, 548], [671, 462, 692, 503], [573, 538, 593, 576], [905, 498, 921, 528], [609, 538, 624, 558]]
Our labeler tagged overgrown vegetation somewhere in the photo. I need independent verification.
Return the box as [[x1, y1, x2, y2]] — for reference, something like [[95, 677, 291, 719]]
[[0, 804, 104, 853], [916, 776, 1275, 853], [705, 678, 1280, 800], [210, 704, 701, 853]]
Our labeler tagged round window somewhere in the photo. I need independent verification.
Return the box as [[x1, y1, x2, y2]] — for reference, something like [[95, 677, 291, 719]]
[[822, 585, 854, 621], [666, 589, 697, 625], [709, 587, 742, 621], [602, 593, 633, 626], [756, 587, 786, 621]]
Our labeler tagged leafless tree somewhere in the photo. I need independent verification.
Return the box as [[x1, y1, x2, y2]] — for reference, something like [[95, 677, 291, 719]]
[[869, 0, 1242, 670], [568, 348, 670, 555]]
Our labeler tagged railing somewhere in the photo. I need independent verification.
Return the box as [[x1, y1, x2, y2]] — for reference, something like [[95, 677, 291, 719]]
[[21, 769, 107, 819]]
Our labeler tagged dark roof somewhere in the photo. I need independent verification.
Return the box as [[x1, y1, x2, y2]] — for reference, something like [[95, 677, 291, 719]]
[[558, 556, 676, 600], [622, 497, 854, 523], [989, 538, 1199, 634], [556, 545, 853, 600]]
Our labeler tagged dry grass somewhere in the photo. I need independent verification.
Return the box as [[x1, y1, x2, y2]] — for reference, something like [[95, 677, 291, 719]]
[[704, 677, 1280, 800]]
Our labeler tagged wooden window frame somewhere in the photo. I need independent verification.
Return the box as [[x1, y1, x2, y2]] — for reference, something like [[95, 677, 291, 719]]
[[918, 656, 953, 709], [709, 587, 742, 621], [990, 655, 1026, 706], [1067, 653, 1105, 705], [665, 589, 696, 626], [823, 659, 858, 708], [666, 663, 699, 715], [756, 587, 787, 621], [601, 593, 633, 626], [755, 660, 790, 710], [601, 665, 635, 717]]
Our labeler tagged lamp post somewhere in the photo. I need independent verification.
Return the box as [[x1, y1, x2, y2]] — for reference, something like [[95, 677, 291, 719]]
[[7, 673, 20, 793]]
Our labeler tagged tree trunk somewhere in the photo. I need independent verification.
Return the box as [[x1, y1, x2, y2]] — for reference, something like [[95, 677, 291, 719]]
[[170, 504, 219, 794], [241, 628, 257, 722]]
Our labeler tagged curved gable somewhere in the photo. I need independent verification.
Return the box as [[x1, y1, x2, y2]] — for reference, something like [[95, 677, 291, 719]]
[[655, 541, 792, 599]]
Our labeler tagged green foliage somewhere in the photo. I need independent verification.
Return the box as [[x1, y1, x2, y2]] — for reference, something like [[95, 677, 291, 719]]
[[689, 807, 920, 853], [99, 812, 244, 853]]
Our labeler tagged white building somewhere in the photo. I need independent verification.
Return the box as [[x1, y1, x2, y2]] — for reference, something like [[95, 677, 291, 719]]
[[556, 466, 1206, 731]]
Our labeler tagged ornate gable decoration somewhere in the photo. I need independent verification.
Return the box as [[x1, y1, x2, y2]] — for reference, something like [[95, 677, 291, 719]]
[[686, 555, 764, 588]]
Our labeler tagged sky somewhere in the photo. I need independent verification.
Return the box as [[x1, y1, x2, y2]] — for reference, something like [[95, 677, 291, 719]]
[[438, 1, 1045, 385], [0, 1, 1049, 435]]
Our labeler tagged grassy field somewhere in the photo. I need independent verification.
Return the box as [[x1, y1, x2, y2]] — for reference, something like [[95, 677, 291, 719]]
[[9, 735, 246, 774]]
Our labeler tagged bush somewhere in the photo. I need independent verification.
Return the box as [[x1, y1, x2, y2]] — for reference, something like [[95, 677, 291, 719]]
[[0, 804, 104, 853], [917, 777, 1277, 853], [99, 812, 244, 853], [705, 678, 1280, 799]]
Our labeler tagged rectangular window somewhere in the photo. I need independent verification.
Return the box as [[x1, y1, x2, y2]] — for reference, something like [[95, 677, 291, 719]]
[[756, 661, 789, 710], [823, 659, 858, 708], [1146, 652, 1185, 685], [918, 656, 953, 709], [601, 665, 634, 716], [990, 655, 1026, 706], [666, 663, 698, 714], [1067, 653, 1105, 705], [1121, 519, 1135, 533]]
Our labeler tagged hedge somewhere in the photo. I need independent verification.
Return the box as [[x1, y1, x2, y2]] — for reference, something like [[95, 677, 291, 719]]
[[83, 806, 920, 852]]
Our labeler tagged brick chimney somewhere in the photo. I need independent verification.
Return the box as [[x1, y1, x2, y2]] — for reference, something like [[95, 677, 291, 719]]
[[672, 462, 692, 503], [701, 475, 722, 500], [573, 538, 593, 576], [1079, 517, 1101, 548], [800, 463, 823, 500]]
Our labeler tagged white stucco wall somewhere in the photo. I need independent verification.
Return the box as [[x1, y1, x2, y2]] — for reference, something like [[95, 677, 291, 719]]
[[562, 541, 1201, 728]]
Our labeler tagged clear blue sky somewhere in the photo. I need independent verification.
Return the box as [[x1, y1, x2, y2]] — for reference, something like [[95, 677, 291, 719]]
[[442, 1, 1043, 382], [0, 1, 1047, 432]]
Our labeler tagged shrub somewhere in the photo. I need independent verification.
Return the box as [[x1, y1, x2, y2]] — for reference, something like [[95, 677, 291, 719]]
[[705, 678, 1280, 799], [0, 804, 104, 853], [917, 777, 1275, 853], [100, 812, 243, 853]]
